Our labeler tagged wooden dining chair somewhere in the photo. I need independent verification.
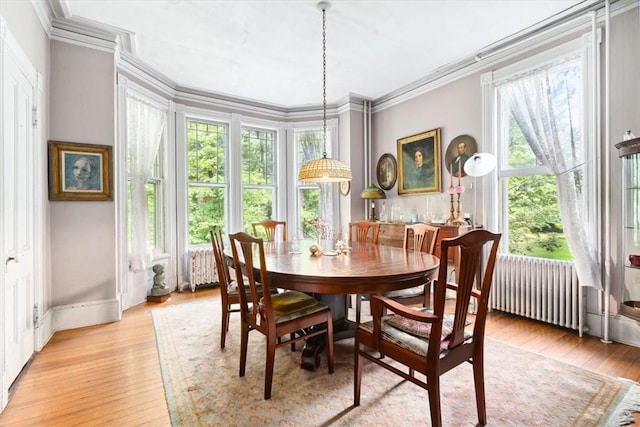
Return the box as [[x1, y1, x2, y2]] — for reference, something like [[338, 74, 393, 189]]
[[348, 221, 381, 323], [210, 228, 279, 349], [228, 231, 334, 399], [251, 220, 287, 242], [381, 223, 440, 309], [348, 220, 380, 245], [354, 230, 501, 427]]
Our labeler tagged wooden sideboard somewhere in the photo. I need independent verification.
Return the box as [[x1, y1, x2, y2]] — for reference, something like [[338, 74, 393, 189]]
[[377, 222, 471, 263]]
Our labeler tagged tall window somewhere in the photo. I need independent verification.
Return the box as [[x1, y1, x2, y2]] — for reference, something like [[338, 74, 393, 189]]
[[496, 57, 582, 260], [488, 34, 599, 286], [294, 128, 324, 238], [126, 92, 167, 270], [241, 126, 276, 232], [497, 57, 584, 260], [187, 119, 227, 244]]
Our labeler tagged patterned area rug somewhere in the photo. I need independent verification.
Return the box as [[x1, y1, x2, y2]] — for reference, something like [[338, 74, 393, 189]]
[[151, 300, 640, 426]]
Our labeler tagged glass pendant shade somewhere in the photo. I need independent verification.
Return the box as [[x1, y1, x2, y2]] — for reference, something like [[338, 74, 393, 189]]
[[298, 155, 353, 183]]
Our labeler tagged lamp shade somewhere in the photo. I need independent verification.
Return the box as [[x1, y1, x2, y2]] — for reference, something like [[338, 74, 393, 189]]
[[464, 152, 497, 177], [298, 155, 353, 183], [360, 185, 386, 199]]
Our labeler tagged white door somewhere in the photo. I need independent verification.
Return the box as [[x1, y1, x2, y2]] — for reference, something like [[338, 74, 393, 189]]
[[1, 38, 37, 400]]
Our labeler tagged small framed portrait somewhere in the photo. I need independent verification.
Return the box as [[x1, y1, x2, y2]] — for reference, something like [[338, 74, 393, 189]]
[[339, 180, 351, 196], [48, 141, 113, 201], [397, 128, 442, 195], [445, 135, 477, 178], [376, 153, 397, 191]]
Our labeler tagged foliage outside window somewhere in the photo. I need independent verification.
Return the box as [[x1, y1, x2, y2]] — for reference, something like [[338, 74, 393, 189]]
[[187, 119, 227, 244], [295, 129, 325, 239], [146, 151, 163, 248], [498, 57, 584, 261], [241, 127, 276, 232]]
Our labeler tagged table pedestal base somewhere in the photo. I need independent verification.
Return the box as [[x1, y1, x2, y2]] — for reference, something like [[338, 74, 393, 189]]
[[300, 294, 355, 371]]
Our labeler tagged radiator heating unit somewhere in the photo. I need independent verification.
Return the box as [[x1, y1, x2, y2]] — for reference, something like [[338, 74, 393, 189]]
[[185, 248, 217, 292], [490, 254, 581, 330]]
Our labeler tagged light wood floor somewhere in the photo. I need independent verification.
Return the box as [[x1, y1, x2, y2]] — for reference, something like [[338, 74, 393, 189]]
[[1, 288, 639, 426]]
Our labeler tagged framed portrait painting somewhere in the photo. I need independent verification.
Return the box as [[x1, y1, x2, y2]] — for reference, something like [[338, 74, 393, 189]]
[[397, 128, 441, 195], [445, 134, 477, 178], [48, 141, 113, 201], [376, 153, 397, 191]]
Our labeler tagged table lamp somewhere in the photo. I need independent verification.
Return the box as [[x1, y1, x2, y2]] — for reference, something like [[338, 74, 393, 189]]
[[360, 185, 386, 220]]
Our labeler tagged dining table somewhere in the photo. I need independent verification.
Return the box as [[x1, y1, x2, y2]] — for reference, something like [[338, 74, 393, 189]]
[[227, 239, 439, 370]]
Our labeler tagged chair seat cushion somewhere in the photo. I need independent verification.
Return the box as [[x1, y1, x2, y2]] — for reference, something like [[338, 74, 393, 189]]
[[381, 284, 425, 299], [265, 291, 318, 315], [384, 310, 454, 339], [359, 309, 471, 355], [260, 291, 329, 323]]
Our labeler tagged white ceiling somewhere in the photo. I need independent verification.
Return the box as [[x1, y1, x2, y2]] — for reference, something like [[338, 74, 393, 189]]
[[63, 0, 585, 107]]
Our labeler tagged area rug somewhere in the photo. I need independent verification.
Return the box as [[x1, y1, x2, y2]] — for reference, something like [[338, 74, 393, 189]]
[[151, 300, 640, 426]]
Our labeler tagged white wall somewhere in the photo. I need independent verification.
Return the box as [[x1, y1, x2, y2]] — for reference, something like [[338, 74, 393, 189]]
[[48, 40, 119, 324], [371, 72, 484, 222]]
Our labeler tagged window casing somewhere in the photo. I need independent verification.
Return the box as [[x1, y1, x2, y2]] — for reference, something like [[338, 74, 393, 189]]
[[486, 35, 597, 262]]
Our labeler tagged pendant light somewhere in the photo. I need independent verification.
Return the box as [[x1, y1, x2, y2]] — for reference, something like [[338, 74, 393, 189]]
[[298, 1, 352, 183]]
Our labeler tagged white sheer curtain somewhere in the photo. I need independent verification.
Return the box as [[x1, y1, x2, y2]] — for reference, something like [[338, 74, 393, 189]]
[[127, 93, 167, 271], [503, 64, 601, 290]]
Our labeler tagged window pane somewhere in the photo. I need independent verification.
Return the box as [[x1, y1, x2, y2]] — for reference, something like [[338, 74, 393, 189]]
[[501, 58, 583, 172], [242, 128, 274, 185], [188, 186, 225, 244], [242, 189, 274, 232], [299, 188, 319, 238], [146, 182, 158, 246], [507, 115, 538, 168], [296, 130, 325, 167], [187, 120, 226, 184], [505, 174, 572, 260]]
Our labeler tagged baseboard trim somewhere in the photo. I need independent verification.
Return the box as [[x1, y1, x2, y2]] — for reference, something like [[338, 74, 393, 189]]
[[52, 298, 121, 332], [586, 311, 640, 347], [36, 309, 54, 351]]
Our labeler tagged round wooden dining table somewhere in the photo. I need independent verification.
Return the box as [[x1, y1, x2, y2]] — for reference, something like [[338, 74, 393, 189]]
[[228, 239, 439, 370]]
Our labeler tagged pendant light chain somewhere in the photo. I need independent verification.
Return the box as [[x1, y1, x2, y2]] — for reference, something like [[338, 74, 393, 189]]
[[297, 1, 351, 183], [322, 6, 328, 158]]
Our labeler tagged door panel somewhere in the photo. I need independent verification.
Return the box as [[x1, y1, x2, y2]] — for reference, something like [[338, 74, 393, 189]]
[[2, 45, 36, 389]]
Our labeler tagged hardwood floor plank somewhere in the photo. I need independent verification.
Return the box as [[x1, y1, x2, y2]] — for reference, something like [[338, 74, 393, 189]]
[[0, 288, 638, 426]]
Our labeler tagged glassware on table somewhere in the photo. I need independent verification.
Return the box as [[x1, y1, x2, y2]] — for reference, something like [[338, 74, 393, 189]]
[[290, 236, 300, 253]]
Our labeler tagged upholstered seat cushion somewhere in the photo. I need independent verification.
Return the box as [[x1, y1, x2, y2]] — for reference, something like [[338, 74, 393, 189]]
[[359, 309, 471, 355], [259, 291, 329, 323], [263, 291, 317, 314], [381, 284, 425, 298]]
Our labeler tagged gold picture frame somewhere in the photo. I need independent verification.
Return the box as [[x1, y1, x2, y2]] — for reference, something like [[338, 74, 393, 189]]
[[48, 141, 113, 201], [397, 128, 441, 195]]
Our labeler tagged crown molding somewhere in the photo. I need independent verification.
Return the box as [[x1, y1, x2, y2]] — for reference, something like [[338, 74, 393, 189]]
[[44, 0, 635, 119], [372, 0, 632, 113]]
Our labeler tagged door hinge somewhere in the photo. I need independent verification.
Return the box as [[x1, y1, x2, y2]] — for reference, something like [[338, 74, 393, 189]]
[[33, 304, 39, 327], [32, 106, 38, 126]]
